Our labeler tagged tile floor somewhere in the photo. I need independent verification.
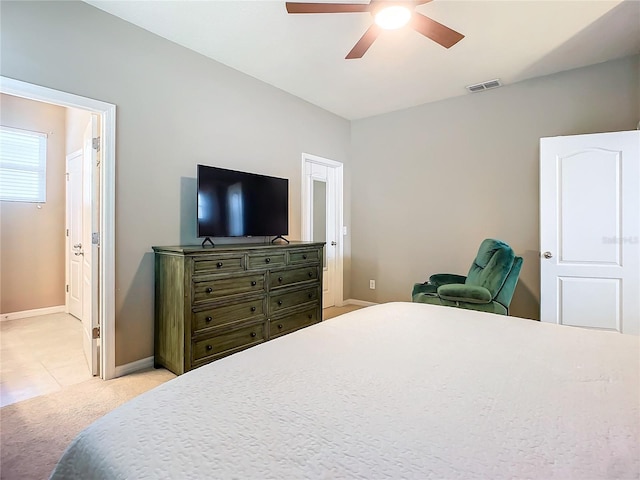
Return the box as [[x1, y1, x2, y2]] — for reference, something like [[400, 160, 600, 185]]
[[0, 305, 365, 408], [0, 313, 92, 407]]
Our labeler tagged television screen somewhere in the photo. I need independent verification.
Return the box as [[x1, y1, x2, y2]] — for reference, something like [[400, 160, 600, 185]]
[[197, 165, 288, 238]]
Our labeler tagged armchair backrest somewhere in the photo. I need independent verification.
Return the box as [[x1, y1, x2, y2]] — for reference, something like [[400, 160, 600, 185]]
[[465, 239, 516, 301], [494, 255, 523, 310]]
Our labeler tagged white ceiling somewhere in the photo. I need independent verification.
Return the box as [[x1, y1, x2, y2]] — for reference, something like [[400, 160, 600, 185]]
[[86, 0, 640, 120]]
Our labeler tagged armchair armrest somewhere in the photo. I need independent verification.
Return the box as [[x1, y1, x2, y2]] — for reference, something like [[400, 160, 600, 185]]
[[412, 282, 438, 298], [429, 273, 467, 287], [437, 284, 492, 304]]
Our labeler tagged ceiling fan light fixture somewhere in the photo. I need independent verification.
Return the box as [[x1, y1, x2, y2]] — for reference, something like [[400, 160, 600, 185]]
[[374, 6, 412, 30]]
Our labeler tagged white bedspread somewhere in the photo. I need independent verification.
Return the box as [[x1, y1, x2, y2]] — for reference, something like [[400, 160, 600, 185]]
[[50, 302, 640, 479]]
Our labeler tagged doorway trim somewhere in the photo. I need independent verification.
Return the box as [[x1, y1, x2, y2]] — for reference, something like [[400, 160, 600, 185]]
[[301, 152, 344, 307], [1, 76, 117, 380]]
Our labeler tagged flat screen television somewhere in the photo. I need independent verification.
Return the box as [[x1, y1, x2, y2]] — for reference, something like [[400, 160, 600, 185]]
[[197, 164, 288, 241]]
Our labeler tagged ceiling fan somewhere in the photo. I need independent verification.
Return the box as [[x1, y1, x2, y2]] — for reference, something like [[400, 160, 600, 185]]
[[285, 0, 465, 59]]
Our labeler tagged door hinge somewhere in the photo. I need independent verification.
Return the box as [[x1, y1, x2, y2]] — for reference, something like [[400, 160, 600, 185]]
[[66, 229, 69, 237], [66, 172, 69, 181], [92, 326, 100, 339], [92, 136, 101, 152], [92, 232, 100, 245], [66, 284, 69, 293]]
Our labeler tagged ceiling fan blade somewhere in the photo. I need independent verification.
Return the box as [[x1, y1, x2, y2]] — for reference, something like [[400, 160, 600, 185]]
[[345, 24, 381, 59], [286, 2, 371, 14], [409, 12, 464, 48]]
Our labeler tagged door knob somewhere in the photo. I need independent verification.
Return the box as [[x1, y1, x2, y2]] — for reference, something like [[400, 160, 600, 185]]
[[73, 243, 82, 249], [543, 251, 553, 259], [331, 241, 337, 246]]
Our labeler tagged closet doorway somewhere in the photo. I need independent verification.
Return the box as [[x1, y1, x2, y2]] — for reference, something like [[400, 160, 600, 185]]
[[301, 153, 344, 308]]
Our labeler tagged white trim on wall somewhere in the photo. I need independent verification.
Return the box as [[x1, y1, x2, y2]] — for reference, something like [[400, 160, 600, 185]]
[[343, 299, 377, 307], [113, 356, 155, 378], [0, 76, 117, 380], [1, 305, 66, 321]]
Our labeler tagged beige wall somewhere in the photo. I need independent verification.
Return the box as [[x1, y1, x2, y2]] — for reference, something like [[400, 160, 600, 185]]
[[0, 94, 67, 313], [350, 55, 640, 320], [0, 1, 351, 365]]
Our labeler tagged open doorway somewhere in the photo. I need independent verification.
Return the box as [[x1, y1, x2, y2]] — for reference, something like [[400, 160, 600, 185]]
[[301, 153, 344, 309], [0, 76, 116, 382], [0, 96, 94, 405]]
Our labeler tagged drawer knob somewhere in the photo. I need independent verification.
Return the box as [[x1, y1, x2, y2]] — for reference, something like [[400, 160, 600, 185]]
[[308, 271, 313, 277], [278, 276, 283, 282], [277, 300, 283, 306], [205, 316, 213, 323], [251, 281, 257, 286], [216, 262, 223, 268], [250, 332, 257, 338], [265, 257, 271, 263], [206, 345, 213, 351], [308, 293, 313, 299], [205, 287, 213, 294], [278, 324, 283, 329], [308, 314, 313, 319], [250, 306, 256, 312], [302, 254, 307, 259]]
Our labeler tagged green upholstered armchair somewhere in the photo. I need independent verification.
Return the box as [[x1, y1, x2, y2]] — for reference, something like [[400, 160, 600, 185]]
[[412, 239, 523, 315]]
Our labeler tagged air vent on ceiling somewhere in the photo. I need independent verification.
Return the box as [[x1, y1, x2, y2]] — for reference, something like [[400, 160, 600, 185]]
[[466, 79, 502, 93]]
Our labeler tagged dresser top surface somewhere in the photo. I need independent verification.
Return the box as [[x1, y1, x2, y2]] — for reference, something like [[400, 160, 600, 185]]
[[153, 241, 325, 255]]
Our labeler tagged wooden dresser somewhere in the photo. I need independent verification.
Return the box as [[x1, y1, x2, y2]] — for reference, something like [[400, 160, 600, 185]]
[[153, 242, 324, 375]]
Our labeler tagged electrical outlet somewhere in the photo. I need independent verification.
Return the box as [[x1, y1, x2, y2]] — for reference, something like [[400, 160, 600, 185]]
[[369, 279, 376, 290]]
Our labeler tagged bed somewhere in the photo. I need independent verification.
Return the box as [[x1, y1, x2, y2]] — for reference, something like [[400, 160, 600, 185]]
[[50, 302, 639, 479]]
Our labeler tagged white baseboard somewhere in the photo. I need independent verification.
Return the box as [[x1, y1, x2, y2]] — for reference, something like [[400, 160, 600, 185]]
[[114, 356, 155, 378], [343, 298, 378, 307], [0, 305, 66, 321]]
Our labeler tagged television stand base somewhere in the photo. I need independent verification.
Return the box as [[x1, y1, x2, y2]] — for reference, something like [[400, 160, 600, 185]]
[[271, 235, 289, 244], [201, 237, 215, 248]]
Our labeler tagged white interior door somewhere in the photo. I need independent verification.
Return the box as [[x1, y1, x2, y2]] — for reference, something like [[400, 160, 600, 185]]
[[67, 152, 83, 319], [82, 116, 100, 375], [302, 155, 343, 309], [540, 131, 640, 334]]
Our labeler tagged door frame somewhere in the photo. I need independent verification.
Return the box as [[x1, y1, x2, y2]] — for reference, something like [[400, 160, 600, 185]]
[[301, 152, 344, 307], [1, 76, 117, 380]]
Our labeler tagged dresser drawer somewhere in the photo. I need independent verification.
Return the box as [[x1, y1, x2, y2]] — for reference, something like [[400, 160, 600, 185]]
[[192, 297, 265, 333], [270, 307, 319, 338], [193, 274, 265, 304], [269, 266, 318, 289], [247, 252, 286, 270], [270, 286, 318, 314], [193, 254, 245, 274], [288, 248, 321, 265], [192, 322, 266, 362]]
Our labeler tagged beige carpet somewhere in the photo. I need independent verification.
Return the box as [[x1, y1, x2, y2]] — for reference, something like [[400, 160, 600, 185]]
[[1, 307, 363, 479], [0, 368, 175, 480]]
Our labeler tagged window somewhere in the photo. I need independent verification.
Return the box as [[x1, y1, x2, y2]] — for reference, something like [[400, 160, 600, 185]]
[[0, 126, 47, 202]]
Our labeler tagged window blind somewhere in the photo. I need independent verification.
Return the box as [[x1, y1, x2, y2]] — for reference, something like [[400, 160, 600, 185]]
[[0, 126, 47, 202]]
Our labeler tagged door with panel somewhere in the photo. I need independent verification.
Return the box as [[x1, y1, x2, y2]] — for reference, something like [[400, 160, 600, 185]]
[[66, 151, 83, 320], [303, 156, 340, 308], [540, 131, 639, 334]]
